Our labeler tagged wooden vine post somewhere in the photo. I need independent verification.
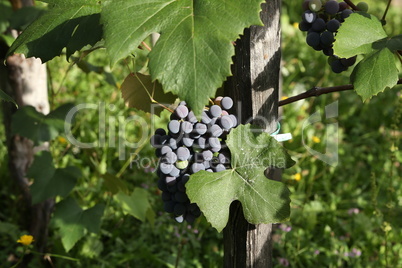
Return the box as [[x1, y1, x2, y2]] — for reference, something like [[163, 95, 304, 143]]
[[223, 0, 281, 267]]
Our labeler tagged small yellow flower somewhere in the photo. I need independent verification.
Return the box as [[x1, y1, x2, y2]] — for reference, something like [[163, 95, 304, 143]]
[[17, 235, 34, 246], [293, 173, 302, 181], [281, 96, 288, 100], [57, 136, 67, 144], [312, 136, 321, 143], [293, 22, 299, 29]]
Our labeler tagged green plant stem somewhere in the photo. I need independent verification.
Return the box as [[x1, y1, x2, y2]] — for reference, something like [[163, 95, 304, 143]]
[[344, 0, 359, 11], [279, 78, 402, 106], [382, 0, 393, 22]]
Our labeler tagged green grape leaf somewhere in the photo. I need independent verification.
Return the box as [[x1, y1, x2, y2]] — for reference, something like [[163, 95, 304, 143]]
[[333, 12, 387, 58], [114, 188, 152, 222], [28, 151, 81, 205], [102, 173, 128, 195], [7, 0, 102, 62], [351, 48, 399, 101], [101, 0, 264, 114], [11, 103, 74, 145], [121, 72, 177, 116], [0, 89, 18, 107], [53, 198, 105, 252], [186, 124, 295, 232]]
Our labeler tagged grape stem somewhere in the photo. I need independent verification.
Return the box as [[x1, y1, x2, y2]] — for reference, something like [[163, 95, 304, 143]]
[[382, 0, 393, 22], [279, 78, 402, 106], [344, 0, 360, 11]]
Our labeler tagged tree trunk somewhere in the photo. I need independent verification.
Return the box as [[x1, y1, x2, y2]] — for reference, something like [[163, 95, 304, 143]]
[[1, 0, 54, 266], [223, 0, 281, 267]]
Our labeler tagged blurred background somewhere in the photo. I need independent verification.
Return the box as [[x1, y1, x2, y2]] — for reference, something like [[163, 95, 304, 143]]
[[0, 0, 401, 267]]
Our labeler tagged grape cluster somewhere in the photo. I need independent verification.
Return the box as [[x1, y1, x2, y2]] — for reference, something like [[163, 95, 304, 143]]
[[150, 97, 237, 223], [299, 0, 358, 73]]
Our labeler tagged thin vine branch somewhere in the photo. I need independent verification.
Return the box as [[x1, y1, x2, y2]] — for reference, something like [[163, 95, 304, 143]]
[[279, 78, 402, 106], [382, 0, 392, 22], [344, 0, 360, 11]]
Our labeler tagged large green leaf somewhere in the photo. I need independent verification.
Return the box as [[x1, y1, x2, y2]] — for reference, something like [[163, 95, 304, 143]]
[[114, 188, 153, 222], [28, 151, 81, 205], [11, 103, 74, 145], [101, 0, 264, 114], [121, 72, 177, 115], [351, 48, 399, 101], [333, 12, 387, 58], [53, 198, 105, 252], [7, 0, 102, 62], [186, 124, 295, 232]]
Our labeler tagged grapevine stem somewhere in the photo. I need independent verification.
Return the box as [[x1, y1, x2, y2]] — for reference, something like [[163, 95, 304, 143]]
[[396, 51, 402, 65], [141, 41, 152, 51], [279, 78, 402, 106], [344, 0, 360, 11], [382, 0, 392, 22]]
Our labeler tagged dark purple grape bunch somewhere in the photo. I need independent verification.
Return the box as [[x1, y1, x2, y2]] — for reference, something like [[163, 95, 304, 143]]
[[150, 96, 237, 223], [299, 0, 357, 73]]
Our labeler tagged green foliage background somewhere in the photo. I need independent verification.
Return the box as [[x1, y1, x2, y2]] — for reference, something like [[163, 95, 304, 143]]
[[0, 0, 401, 267]]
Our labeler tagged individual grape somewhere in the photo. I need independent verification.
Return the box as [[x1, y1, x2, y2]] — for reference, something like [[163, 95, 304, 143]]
[[169, 166, 180, 177], [175, 192, 189, 203], [306, 31, 320, 47], [312, 18, 326, 32], [191, 163, 205, 173], [209, 137, 221, 152], [194, 123, 207, 135], [196, 137, 207, 149], [174, 203, 186, 215], [299, 20, 312, 32], [164, 151, 177, 164], [182, 136, 194, 147], [164, 201, 175, 213], [168, 138, 178, 150], [209, 124, 223, 137], [218, 153, 229, 164], [340, 56, 357, 67], [181, 121, 193, 134], [165, 176, 177, 186], [166, 183, 178, 193], [326, 19, 340, 32], [219, 115, 234, 130], [338, 2, 348, 11], [160, 163, 174, 174], [186, 111, 197, 123], [356, 2, 369, 12], [209, 105, 222, 118], [157, 178, 168, 192], [175, 215, 184, 223], [175, 105, 189, 118], [330, 59, 348, 73], [184, 213, 196, 223], [176, 160, 188, 170], [161, 145, 172, 155], [201, 111, 212, 124], [320, 31, 334, 46], [154, 128, 166, 136], [325, 0, 339, 15], [229, 115, 238, 127], [309, 0, 322, 12], [303, 10, 317, 23], [323, 47, 334, 56], [202, 150, 213, 161], [162, 192, 172, 201], [150, 134, 161, 148], [168, 120, 180, 134], [214, 164, 226, 172], [341, 9, 353, 19], [220, 97, 233, 110], [176, 147, 190, 161]]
